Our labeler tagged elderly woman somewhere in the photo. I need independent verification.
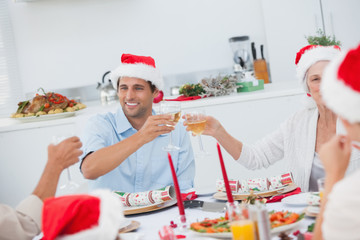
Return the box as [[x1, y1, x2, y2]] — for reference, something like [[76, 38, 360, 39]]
[[185, 45, 360, 192], [313, 44, 360, 240]]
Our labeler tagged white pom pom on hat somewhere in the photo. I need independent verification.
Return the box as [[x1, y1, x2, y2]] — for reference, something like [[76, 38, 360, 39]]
[[295, 45, 341, 93], [321, 44, 360, 123], [110, 54, 164, 91]]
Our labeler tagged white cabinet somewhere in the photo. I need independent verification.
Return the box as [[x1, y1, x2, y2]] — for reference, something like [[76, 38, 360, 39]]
[[261, 0, 360, 84]]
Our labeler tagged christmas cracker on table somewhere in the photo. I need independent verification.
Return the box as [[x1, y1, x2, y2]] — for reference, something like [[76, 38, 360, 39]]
[[114, 185, 175, 207], [216, 172, 294, 193]]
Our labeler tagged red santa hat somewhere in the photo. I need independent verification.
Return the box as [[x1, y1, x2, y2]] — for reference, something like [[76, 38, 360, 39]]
[[295, 45, 341, 93], [110, 53, 163, 91], [321, 44, 360, 123], [42, 190, 125, 240]]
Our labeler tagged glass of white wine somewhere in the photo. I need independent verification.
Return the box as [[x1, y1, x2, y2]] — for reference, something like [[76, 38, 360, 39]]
[[184, 109, 208, 156], [52, 135, 80, 195], [159, 101, 181, 151]]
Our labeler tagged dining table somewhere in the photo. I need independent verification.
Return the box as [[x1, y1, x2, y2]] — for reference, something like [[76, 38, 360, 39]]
[[119, 193, 316, 240]]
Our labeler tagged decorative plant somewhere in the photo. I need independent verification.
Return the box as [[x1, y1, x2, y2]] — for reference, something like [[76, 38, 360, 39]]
[[179, 83, 205, 97], [306, 29, 341, 46], [200, 74, 238, 97]]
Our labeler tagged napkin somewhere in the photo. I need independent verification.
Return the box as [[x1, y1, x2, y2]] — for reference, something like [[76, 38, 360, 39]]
[[165, 95, 204, 101], [266, 187, 302, 203], [181, 190, 197, 201]]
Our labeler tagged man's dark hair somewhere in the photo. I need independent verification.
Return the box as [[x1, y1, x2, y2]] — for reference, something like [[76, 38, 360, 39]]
[[117, 78, 157, 93]]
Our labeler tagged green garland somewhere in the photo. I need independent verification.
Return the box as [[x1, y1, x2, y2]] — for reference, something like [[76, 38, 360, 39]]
[[179, 83, 205, 97], [306, 29, 341, 46]]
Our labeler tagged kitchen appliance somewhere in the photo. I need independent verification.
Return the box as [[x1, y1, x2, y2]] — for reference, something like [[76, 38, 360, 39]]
[[229, 36, 252, 72], [97, 71, 118, 105]]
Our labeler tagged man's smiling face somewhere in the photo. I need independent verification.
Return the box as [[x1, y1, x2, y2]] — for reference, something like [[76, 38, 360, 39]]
[[118, 77, 158, 119]]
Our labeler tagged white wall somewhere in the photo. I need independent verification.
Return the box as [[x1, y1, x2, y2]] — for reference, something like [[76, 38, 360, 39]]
[[9, 0, 268, 94]]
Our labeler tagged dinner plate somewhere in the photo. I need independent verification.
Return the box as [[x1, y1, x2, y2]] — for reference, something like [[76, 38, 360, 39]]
[[190, 218, 304, 238], [213, 184, 298, 201], [281, 192, 310, 206], [118, 220, 140, 233], [13, 111, 76, 123], [271, 218, 304, 234], [123, 199, 177, 215], [305, 206, 320, 217]]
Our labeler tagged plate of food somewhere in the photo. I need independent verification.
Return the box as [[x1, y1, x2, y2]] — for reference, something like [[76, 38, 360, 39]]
[[10, 88, 86, 122], [123, 199, 177, 215], [213, 184, 298, 201], [189, 210, 305, 238], [269, 210, 305, 234]]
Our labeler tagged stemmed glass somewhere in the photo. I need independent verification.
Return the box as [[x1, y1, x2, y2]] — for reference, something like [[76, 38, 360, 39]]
[[184, 109, 209, 156], [159, 101, 181, 151], [52, 135, 80, 195]]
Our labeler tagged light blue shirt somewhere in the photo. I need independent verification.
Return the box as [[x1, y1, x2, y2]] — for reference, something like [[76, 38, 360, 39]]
[[81, 107, 195, 193]]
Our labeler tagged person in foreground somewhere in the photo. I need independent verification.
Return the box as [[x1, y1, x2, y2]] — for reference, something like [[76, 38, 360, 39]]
[[313, 44, 360, 240], [0, 136, 82, 240], [81, 54, 195, 192], [184, 45, 360, 191]]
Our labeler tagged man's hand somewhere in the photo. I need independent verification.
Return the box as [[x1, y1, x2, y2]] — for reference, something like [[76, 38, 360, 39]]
[[138, 114, 175, 144], [47, 136, 83, 172], [319, 135, 352, 181]]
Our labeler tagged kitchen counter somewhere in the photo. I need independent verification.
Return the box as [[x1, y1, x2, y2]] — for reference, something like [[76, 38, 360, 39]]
[[0, 80, 304, 207], [0, 81, 303, 133]]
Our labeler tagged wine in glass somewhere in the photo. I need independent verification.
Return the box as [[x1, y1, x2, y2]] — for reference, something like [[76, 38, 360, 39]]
[[159, 101, 181, 151], [185, 109, 209, 156], [52, 135, 80, 195]]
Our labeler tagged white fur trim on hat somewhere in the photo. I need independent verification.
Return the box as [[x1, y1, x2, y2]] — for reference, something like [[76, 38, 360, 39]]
[[58, 190, 125, 240], [110, 63, 163, 90], [297, 46, 341, 93], [321, 52, 360, 123]]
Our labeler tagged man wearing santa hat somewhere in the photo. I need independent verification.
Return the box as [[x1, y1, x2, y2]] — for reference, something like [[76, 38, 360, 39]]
[[81, 54, 195, 193], [313, 44, 360, 240]]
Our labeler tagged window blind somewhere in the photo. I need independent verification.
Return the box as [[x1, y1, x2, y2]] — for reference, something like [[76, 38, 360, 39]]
[[0, 0, 23, 117]]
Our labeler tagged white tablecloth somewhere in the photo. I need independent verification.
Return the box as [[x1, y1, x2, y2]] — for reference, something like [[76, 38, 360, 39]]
[[120, 194, 315, 240]]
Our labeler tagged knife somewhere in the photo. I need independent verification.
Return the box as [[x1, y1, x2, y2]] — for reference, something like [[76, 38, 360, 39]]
[[260, 44, 265, 60], [183, 200, 226, 212], [251, 42, 257, 60]]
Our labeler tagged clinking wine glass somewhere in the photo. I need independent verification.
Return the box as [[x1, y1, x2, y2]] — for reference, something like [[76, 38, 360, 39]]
[[159, 101, 181, 151], [51, 135, 80, 194], [185, 109, 209, 157]]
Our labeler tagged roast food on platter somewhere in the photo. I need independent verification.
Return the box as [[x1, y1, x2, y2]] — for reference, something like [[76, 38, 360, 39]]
[[11, 88, 86, 118]]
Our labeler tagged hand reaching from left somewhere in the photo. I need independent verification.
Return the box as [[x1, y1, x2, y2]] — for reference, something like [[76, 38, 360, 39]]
[[319, 135, 352, 181]]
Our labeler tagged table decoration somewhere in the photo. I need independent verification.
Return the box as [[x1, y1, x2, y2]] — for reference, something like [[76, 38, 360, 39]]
[[167, 152, 187, 228]]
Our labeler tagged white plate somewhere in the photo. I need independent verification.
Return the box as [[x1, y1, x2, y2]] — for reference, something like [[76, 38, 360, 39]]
[[118, 219, 132, 230], [271, 218, 304, 234], [123, 199, 177, 215], [190, 218, 304, 238], [13, 112, 76, 123], [190, 230, 232, 239], [307, 206, 320, 214], [281, 192, 310, 206]]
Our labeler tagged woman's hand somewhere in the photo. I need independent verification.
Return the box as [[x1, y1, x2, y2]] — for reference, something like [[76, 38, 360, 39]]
[[183, 115, 222, 137], [319, 135, 352, 181]]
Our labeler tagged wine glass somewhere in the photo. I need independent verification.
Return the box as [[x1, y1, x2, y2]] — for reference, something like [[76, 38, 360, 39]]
[[159, 101, 181, 151], [184, 109, 209, 156], [52, 135, 80, 195]]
